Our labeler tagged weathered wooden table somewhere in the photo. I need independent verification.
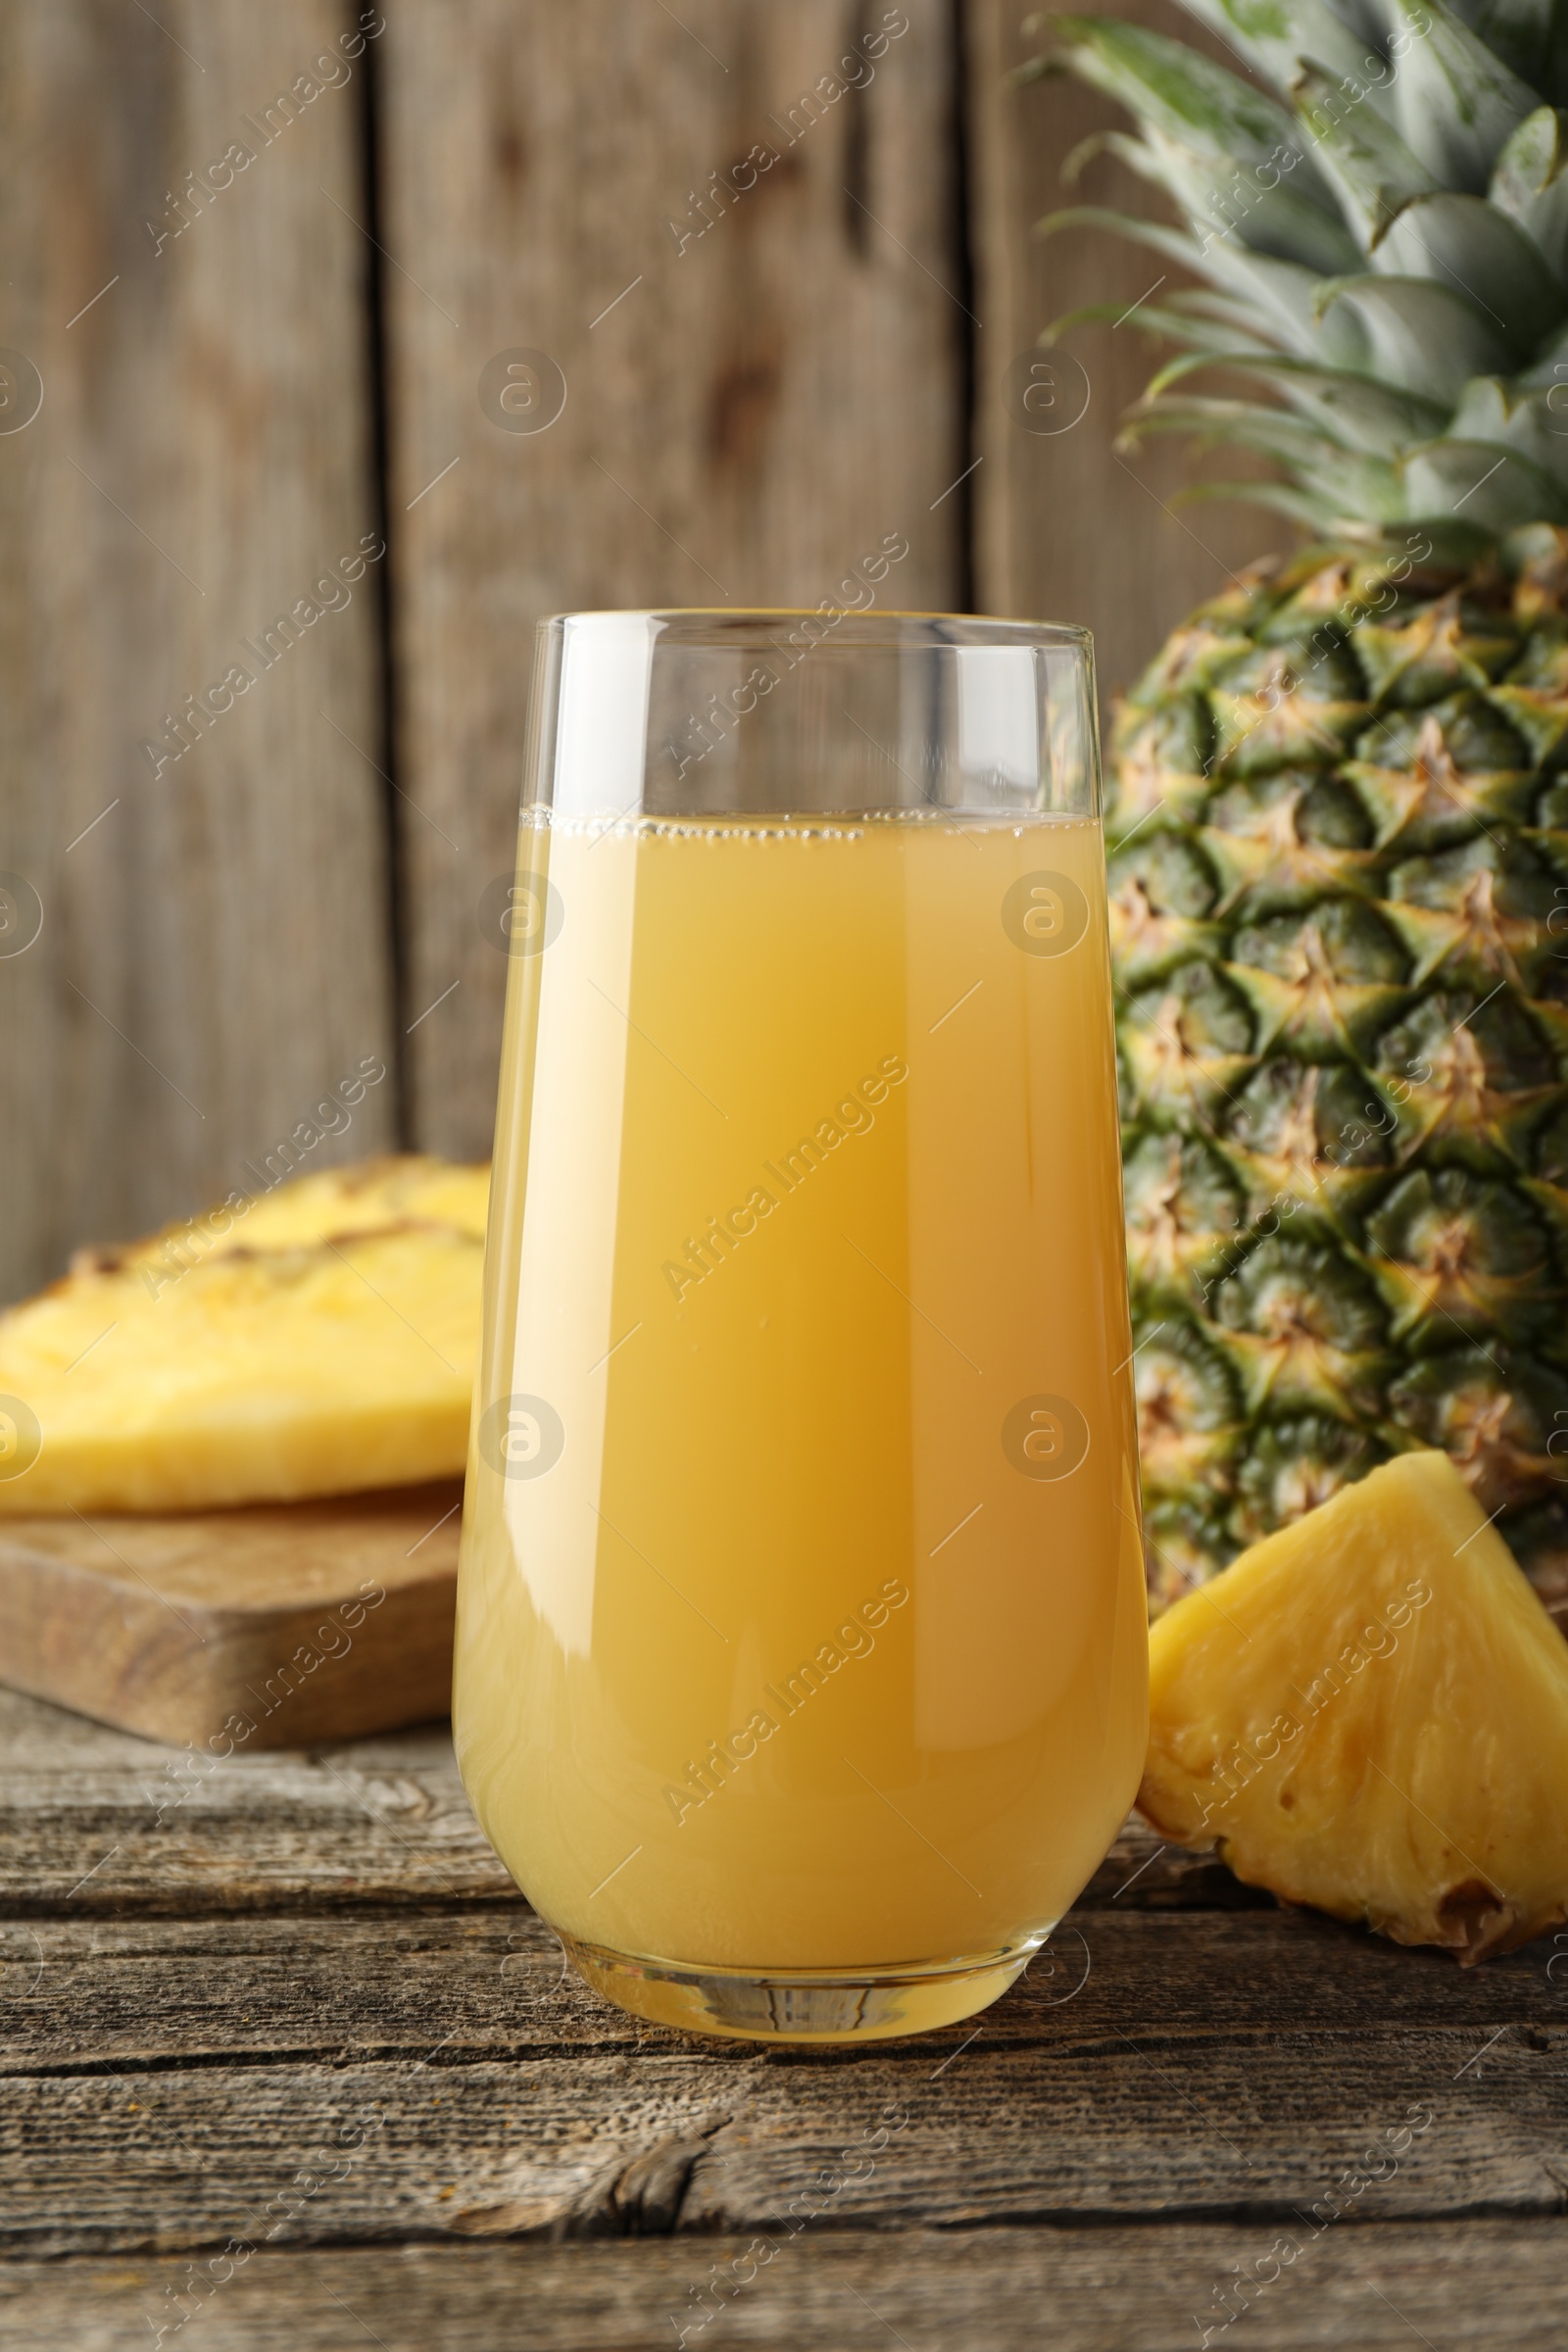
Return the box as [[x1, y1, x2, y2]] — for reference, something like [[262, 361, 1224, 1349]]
[[2, 1685, 1563, 2350]]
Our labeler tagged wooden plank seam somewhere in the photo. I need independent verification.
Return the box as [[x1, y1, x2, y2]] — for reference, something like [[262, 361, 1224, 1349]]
[[662, 8, 916, 261], [140, 10, 390, 263]]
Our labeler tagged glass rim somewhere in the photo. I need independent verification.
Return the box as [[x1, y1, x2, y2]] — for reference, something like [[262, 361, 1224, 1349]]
[[538, 607, 1094, 649], [525, 606, 1102, 822]]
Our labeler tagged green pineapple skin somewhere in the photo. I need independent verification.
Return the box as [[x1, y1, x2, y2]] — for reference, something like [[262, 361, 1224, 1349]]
[[1030, 0, 1568, 1618], [1113, 531, 1568, 1616]]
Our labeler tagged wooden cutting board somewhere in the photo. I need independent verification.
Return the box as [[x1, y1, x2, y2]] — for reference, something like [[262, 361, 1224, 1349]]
[[0, 1481, 464, 1749]]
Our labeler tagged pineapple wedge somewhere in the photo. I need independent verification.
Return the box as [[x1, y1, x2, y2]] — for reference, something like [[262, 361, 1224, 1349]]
[[1140, 1450, 1568, 1962], [90, 1153, 489, 1272], [0, 1155, 489, 1514]]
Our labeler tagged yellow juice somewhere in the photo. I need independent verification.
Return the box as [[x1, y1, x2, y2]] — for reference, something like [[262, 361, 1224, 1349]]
[[455, 809, 1147, 1991]]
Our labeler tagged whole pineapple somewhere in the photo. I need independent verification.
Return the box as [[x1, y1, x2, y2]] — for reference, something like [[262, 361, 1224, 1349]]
[[1032, 0, 1568, 1613]]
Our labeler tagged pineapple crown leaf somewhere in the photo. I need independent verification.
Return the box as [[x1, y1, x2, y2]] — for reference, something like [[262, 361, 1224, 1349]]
[[1160, 476, 1351, 524], [1040, 0, 1568, 532]]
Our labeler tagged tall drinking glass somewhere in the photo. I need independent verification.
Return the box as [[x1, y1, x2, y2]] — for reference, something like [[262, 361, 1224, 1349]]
[[454, 610, 1148, 2042]]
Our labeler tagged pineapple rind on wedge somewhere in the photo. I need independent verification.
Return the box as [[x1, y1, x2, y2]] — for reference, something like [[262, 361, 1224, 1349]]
[[95, 1152, 490, 1274], [1140, 1449, 1568, 1959], [0, 1155, 489, 1514], [1029, 0, 1568, 1606]]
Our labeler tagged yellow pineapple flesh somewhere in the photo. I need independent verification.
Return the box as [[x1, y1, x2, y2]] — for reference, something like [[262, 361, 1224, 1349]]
[[0, 1155, 489, 1514], [93, 1152, 489, 1270], [1140, 1450, 1568, 1961]]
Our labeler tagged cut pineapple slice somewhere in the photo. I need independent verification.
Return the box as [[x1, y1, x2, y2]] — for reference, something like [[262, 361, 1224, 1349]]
[[93, 1152, 490, 1273], [1140, 1449, 1568, 1961], [0, 1155, 487, 1514]]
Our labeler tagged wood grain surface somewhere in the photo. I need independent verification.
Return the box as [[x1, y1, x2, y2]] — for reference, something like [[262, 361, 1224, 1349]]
[[0, 1689, 1237, 1915], [2, 2227, 1565, 2352], [0, 1483, 462, 1747], [0, 1700, 509, 1912], [965, 0, 1295, 704], [5, 1931, 1558, 2253], [376, 0, 969, 1158], [0, 0, 398, 1302], [5, 1907, 1544, 2073], [3, 1690, 1565, 2343]]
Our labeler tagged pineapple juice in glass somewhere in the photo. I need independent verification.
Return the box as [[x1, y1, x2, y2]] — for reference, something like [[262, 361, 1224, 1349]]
[[454, 611, 1148, 2041]]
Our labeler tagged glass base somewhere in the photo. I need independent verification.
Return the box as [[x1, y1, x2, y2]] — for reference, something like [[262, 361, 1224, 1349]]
[[557, 1931, 1042, 2043]]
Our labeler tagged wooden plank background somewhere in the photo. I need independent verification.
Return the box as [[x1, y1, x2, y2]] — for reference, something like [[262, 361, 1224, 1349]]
[[379, 0, 967, 1156], [0, 1, 397, 1305], [0, 0, 1289, 1296]]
